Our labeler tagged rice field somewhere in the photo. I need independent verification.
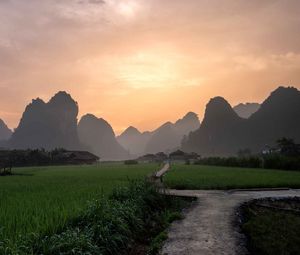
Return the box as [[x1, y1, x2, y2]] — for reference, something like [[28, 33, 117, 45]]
[[0, 163, 156, 242], [165, 164, 300, 190]]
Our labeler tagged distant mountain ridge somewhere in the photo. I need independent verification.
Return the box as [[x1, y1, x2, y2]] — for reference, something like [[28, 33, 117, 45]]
[[117, 112, 200, 156], [182, 86, 300, 156], [78, 114, 128, 160], [233, 103, 260, 118], [0, 119, 12, 141], [117, 126, 151, 156], [7, 92, 128, 160], [5, 86, 299, 159]]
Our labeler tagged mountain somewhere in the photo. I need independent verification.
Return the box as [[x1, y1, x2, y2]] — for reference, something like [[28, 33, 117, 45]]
[[145, 112, 200, 154], [118, 112, 200, 156], [145, 122, 179, 153], [174, 112, 201, 136], [9, 91, 81, 150], [246, 86, 300, 152], [0, 119, 12, 141], [182, 86, 300, 156], [117, 126, 152, 156], [78, 114, 129, 160], [182, 97, 245, 156], [234, 103, 260, 118]]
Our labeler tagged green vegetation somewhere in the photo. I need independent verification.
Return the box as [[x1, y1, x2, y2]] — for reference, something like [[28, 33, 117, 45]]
[[194, 155, 300, 171], [1, 180, 189, 255], [194, 138, 300, 171], [241, 198, 300, 255], [0, 163, 155, 244], [165, 164, 300, 190], [124, 159, 139, 165]]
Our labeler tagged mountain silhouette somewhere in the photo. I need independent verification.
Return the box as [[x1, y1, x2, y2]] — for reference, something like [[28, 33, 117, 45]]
[[118, 112, 200, 155], [182, 97, 245, 156], [117, 112, 200, 156], [78, 114, 129, 160], [182, 86, 300, 156], [0, 119, 12, 141], [174, 112, 201, 136], [9, 91, 81, 150], [145, 112, 200, 153], [234, 103, 260, 118], [117, 126, 152, 156], [145, 122, 179, 153], [246, 86, 300, 152]]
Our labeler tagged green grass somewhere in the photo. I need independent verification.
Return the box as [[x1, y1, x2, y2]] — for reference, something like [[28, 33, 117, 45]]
[[2, 181, 190, 255], [165, 164, 300, 190], [0, 163, 156, 243], [242, 199, 300, 255]]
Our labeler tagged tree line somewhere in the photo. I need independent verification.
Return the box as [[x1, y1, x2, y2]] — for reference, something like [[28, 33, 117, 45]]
[[194, 138, 300, 171]]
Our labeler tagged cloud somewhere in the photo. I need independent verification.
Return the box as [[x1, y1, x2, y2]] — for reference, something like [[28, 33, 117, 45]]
[[0, 0, 300, 130]]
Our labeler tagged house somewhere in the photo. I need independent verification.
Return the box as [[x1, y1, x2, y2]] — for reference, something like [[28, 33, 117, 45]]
[[169, 150, 201, 162], [137, 152, 169, 163], [137, 154, 157, 163], [55, 151, 100, 165]]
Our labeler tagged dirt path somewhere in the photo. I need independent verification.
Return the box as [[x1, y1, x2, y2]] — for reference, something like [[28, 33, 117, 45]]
[[161, 189, 300, 255]]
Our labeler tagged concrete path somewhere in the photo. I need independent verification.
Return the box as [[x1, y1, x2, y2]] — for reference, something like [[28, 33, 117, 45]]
[[155, 162, 170, 178], [161, 189, 300, 255]]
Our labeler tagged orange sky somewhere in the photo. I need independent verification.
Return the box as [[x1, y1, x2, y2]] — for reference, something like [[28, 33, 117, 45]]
[[0, 0, 300, 134]]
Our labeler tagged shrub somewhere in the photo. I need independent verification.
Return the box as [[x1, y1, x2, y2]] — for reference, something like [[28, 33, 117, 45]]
[[263, 155, 300, 171], [1, 181, 187, 255], [124, 160, 138, 165], [194, 156, 261, 169]]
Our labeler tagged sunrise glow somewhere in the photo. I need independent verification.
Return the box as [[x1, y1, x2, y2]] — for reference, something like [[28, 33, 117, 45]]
[[0, 0, 299, 134]]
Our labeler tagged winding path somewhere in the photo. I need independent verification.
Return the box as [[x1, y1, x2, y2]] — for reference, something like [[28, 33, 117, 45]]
[[155, 162, 170, 178], [154, 164, 300, 255], [161, 189, 300, 255]]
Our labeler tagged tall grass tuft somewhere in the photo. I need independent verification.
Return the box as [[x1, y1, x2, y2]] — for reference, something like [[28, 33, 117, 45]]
[[1, 181, 186, 255]]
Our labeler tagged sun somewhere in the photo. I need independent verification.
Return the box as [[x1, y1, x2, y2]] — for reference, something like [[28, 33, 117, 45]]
[[116, 50, 181, 89], [117, 2, 137, 17]]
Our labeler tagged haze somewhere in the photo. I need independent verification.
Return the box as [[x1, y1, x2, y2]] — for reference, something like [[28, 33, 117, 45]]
[[1, 0, 300, 134]]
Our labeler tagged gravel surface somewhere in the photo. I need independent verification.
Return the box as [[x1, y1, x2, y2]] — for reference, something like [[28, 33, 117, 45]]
[[161, 189, 300, 255]]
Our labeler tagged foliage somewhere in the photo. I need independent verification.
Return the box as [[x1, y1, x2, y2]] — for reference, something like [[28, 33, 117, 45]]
[[263, 154, 300, 171], [195, 155, 300, 171], [193, 138, 300, 171], [165, 164, 300, 190], [148, 231, 168, 255], [276, 137, 300, 157], [124, 159, 138, 165], [241, 198, 300, 255], [194, 156, 261, 169], [0, 164, 155, 244], [0, 148, 99, 168], [0, 180, 188, 255]]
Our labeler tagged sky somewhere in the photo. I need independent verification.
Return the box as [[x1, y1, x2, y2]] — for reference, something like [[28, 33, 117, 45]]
[[0, 0, 300, 134]]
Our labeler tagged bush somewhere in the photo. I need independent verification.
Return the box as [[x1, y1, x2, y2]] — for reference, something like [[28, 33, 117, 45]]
[[1, 181, 187, 255], [194, 155, 300, 171], [241, 198, 300, 255], [263, 155, 300, 171], [194, 156, 261, 169], [124, 160, 138, 165]]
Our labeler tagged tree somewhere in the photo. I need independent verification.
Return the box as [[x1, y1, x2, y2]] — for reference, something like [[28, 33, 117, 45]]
[[276, 138, 299, 157]]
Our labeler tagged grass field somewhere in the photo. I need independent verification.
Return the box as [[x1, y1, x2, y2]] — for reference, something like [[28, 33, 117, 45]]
[[165, 164, 300, 190], [0, 163, 156, 242], [241, 198, 300, 255]]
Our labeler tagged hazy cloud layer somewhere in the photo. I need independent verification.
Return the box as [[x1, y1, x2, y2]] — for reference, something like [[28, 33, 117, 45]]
[[0, 0, 300, 133]]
